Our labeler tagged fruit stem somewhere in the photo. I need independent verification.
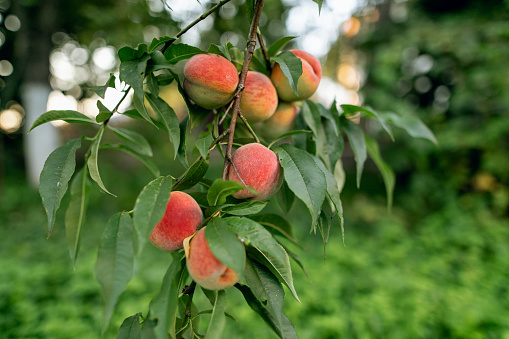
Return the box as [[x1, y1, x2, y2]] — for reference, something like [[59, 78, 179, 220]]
[[237, 110, 260, 143], [222, 0, 265, 180]]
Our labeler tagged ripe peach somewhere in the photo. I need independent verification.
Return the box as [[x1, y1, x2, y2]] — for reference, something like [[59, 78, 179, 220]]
[[184, 227, 239, 290], [240, 71, 278, 123], [183, 53, 239, 110], [260, 102, 300, 139], [149, 191, 203, 252], [271, 49, 322, 102], [227, 143, 282, 201]]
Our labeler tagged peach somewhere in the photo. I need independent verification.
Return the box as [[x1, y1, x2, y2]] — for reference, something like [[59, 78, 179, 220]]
[[227, 143, 282, 201], [183, 53, 239, 110], [184, 227, 239, 290], [271, 49, 322, 102], [240, 71, 278, 123], [260, 102, 300, 139], [149, 191, 203, 252]]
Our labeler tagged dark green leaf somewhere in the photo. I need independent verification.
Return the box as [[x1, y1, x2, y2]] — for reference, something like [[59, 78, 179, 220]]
[[95, 212, 134, 335], [302, 100, 321, 138], [322, 117, 343, 171], [246, 0, 256, 22], [100, 143, 160, 178], [118, 44, 148, 62], [120, 109, 145, 121], [108, 125, 153, 157], [274, 144, 326, 229], [87, 125, 116, 196], [207, 179, 246, 206], [313, 0, 323, 13], [149, 36, 176, 52], [341, 118, 367, 188], [40, 138, 81, 237], [65, 167, 91, 268], [147, 73, 159, 96], [267, 36, 297, 57], [117, 313, 142, 339], [205, 218, 245, 278], [250, 214, 298, 247], [366, 136, 395, 212], [270, 51, 303, 96], [276, 181, 294, 214], [145, 92, 181, 157], [172, 155, 209, 191], [317, 210, 331, 258], [163, 43, 202, 63], [205, 290, 227, 339], [96, 100, 113, 123], [174, 78, 210, 129], [29, 110, 97, 131], [341, 104, 394, 141], [177, 116, 189, 168], [148, 50, 176, 72], [383, 112, 437, 144], [207, 42, 234, 61], [225, 217, 299, 301], [195, 133, 214, 159], [155, 74, 174, 86], [89, 74, 116, 99], [222, 200, 267, 216], [280, 243, 309, 280], [132, 175, 173, 256], [148, 254, 185, 339]]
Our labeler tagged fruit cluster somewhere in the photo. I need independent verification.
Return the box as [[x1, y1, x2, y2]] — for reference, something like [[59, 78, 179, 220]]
[[150, 49, 322, 291]]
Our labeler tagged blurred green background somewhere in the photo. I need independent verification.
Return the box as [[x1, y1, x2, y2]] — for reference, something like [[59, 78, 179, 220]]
[[1, 0, 509, 338]]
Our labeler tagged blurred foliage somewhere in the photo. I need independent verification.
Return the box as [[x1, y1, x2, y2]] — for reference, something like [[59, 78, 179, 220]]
[[351, 0, 509, 219]]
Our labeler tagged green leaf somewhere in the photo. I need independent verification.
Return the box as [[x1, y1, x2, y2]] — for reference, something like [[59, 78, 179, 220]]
[[341, 104, 394, 140], [174, 78, 210, 129], [177, 116, 189, 168], [246, 0, 256, 22], [172, 155, 209, 191], [334, 159, 346, 194], [155, 73, 174, 86], [107, 125, 153, 157], [149, 36, 176, 52], [87, 125, 116, 196], [207, 179, 246, 206], [119, 55, 154, 125], [267, 36, 297, 57], [95, 212, 134, 335], [40, 138, 82, 237], [145, 93, 181, 158], [302, 100, 321, 138], [317, 210, 331, 258], [205, 290, 227, 339], [383, 112, 438, 144], [237, 259, 298, 339], [118, 44, 148, 62], [29, 110, 97, 131], [225, 217, 299, 302], [146, 72, 159, 96], [163, 43, 202, 63], [117, 313, 142, 339], [65, 167, 91, 268], [207, 42, 234, 61], [312, 0, 323, 13], [205, 218, 245, 278], [222, 200, 267, 216], [90, 74, 116, 99], [267, 130, 312, 149], [132, 175, 173, 256], [96, 100, 113, 123], [276, 181, 295, 214], [250, 214, 298, 247], [274, 144, 326, 229], [341, 118, 367, 188], [270, 51, 303, 96], [313, 156, 345, 245], [100, 143, 160, 178], [148, 254, 185, 339], [195, 133, 214, 159], [322, 117, 343, 171], [366, 136, 395, 212]]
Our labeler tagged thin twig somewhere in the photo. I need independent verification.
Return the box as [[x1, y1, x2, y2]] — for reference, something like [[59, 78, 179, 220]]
[[257, 29, 272, 72], [222, 0, 265, 180], [237, 110, 260, 143], [161, 0, 233, 53], [208, 128, 230, 152], [218, 98, 237, 125]]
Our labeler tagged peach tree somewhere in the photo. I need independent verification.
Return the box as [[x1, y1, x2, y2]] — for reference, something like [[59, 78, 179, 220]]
[[30, 0, 436, 338]]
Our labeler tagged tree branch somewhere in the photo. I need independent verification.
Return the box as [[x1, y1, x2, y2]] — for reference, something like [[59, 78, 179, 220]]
[[222, 0, 265, 180]]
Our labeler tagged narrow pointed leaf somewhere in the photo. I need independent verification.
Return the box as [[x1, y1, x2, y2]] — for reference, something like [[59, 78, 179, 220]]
[[65, 167, 91, 268], [302, 101, 321, 138], [271, 52, 303, 96], [250, 214, 299, 247], [205, 218, 245, 278], [207, 179, 246, 207], [195, 133, 214, 159], [39, 138, 82, 237], [117, 313, 142, 339], [277, 181, 295, 214], [133, 175, 173, 256], [225, 217, 299, 302], [89, 73, 116, 99], [30, 110, 97, 131], [172, 155, 209, 191], [149, 36, 176, 53], [108, 125, 153, 157], [341, 104, 394, 140], [366, 136, 395, 212], [222, 200, 267, 216], [87, 126, 116, 196], [341, 118, 367, 188], [383, 112, 437, 144], [205, 290, 227, 339], [267, 36, 297, 57], [145, 92, 181, 157], [274, 144, 326, 228], [95, 212, 134, 335]]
